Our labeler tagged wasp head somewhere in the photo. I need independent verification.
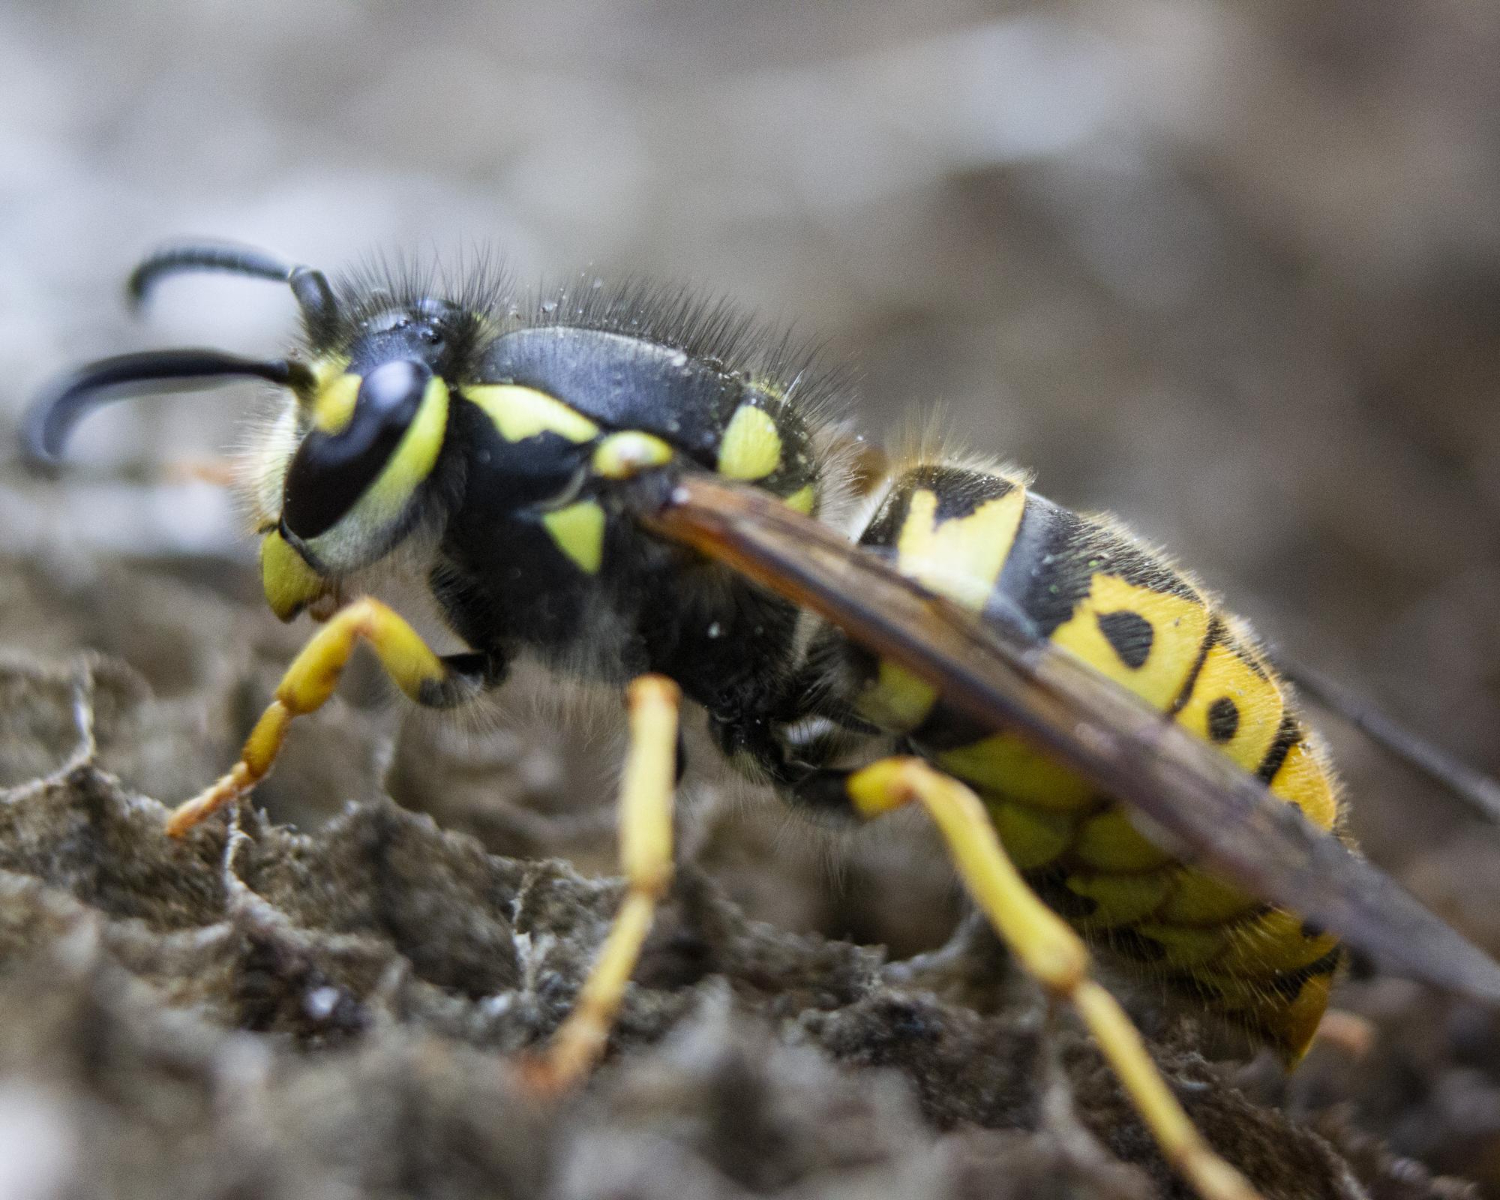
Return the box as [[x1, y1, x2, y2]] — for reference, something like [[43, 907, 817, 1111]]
[[24, 243, 481, 622]]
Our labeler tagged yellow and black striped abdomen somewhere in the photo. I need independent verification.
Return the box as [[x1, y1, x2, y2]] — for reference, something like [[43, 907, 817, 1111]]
[[851, 463, 1344, 1061]]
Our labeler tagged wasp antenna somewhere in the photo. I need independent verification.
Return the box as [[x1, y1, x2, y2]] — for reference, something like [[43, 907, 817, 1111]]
[[1274, 652, 1500, 824], [126, 240, 338, 343], [287, 265, 337, 338], [127, 241, 295, 306], [22, 349, 315, 469]]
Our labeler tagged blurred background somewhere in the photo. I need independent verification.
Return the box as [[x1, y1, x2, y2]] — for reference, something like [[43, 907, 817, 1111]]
[[2, 0, 1500, 1189]]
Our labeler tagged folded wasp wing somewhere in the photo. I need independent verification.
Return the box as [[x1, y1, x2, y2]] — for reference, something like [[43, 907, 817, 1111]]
[[635, 471, 1500, 1004]]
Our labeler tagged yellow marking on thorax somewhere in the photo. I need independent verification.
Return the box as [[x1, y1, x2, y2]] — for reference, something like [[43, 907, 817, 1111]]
[[783, 483, 816, 514], [1049, 574, 1209, 710], [594, 431, 673, 479], [313, 370, 361, 433], [542, 500, 607, 573], [1174, 639, 1285, 771], [717, 404, 783, 481], [467, 384, 600, 443]]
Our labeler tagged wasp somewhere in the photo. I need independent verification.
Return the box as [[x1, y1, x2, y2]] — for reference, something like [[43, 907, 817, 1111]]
[[25, 241, 1500, 1200]]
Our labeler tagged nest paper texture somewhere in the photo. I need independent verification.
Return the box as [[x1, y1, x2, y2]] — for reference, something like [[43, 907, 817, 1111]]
[[0, 555, 1483, 1200], [3, 1, 1500, 1196]]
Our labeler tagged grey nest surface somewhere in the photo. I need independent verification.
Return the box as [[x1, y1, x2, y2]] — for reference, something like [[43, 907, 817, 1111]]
[[0, 555, 1492, 1200], [6, 1, 1500, 1196]]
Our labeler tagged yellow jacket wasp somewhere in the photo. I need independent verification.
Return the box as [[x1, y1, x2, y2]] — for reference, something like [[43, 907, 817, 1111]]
[[24, 240, 1500, 1200]]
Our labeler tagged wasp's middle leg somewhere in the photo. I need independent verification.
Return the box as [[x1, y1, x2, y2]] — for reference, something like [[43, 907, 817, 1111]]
[[525, 674, 681, 1094], [166, 596, 502, 836]]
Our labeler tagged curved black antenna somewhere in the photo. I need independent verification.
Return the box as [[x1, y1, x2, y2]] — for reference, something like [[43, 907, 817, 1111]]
[[126, 240, 338, 344], [22, 349, 316, 469]]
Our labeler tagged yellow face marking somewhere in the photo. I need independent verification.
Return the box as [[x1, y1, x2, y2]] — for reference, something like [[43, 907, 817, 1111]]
[[260, 529, 326, 621], [1174, 639, 1285, 771], [1267, 739, 1340, 830], [988, 800, 1078, 870], [1157, 866, 1255, 925], [936, 733, 1094, 811], [593, 431, 674, 479], [1066, 872, 1172, 929], [783, 483, 816, 515], [895, 488, 1026, 612], [351, 376, 450, 526], [466, 384, 600, 444], [541, 500, 607, 574], [717, 405, 782, 481], [312, 370, 361, 434], [1049, 575, 1209, 710]]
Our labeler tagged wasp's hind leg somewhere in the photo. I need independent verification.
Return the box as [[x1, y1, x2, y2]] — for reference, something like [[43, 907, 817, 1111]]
[[525, 675, 681, 1095], [833, 757, 1260, 1200], [166, 597, 503, 836]]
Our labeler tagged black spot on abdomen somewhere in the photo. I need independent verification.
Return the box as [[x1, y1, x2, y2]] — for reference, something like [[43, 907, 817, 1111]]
[[1208, 697, 1240, 742], [1097, 610, 1154, 669]]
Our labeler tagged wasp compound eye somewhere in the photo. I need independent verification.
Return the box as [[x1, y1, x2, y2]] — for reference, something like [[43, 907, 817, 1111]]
[[281, 359, 432, 540]]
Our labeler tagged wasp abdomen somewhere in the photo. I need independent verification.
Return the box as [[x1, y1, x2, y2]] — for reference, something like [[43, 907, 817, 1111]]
[[847, 462, 1344, 1059]]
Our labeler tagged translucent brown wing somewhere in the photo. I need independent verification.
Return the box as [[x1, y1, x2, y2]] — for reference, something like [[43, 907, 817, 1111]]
[[634, 471, 1500, 1003]]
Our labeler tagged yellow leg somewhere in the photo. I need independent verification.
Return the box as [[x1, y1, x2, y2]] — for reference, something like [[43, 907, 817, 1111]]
[[165, 597, 454, 837], [847, 757, 1260, 1200], [524, 675, 681, 1096]]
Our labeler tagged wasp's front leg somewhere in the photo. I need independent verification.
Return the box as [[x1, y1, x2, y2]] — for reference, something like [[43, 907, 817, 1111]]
[[166, 597, 500, 836]]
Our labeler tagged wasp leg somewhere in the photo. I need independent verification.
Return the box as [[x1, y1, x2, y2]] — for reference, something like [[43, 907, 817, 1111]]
[[165, 597, 498, 837], [526, 675, 681, 1095], [846, 756, 1259, 1200]]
